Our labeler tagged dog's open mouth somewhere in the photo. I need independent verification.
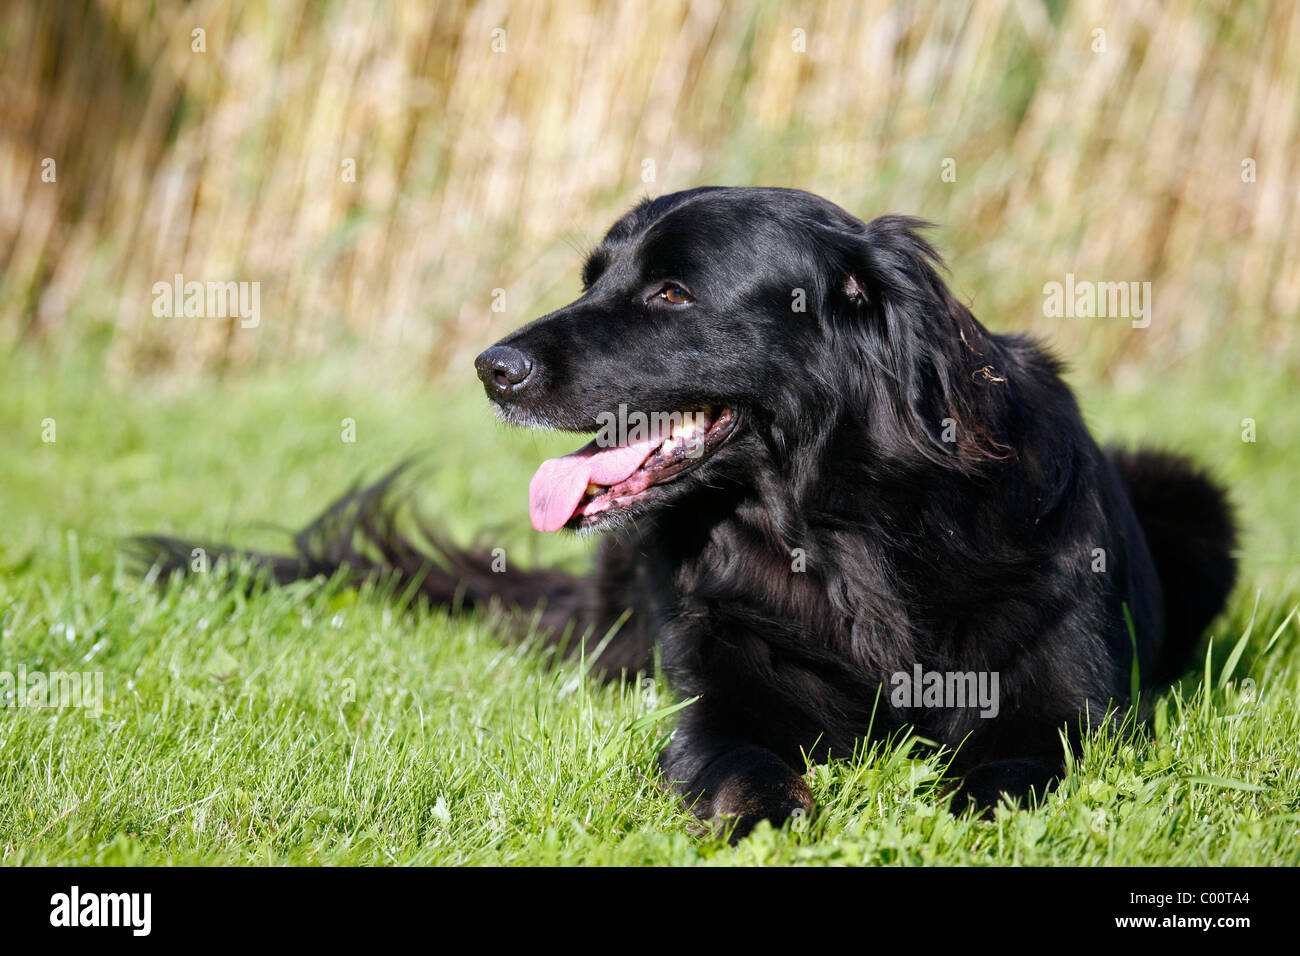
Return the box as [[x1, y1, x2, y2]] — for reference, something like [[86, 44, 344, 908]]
[[528, 406, 737, 532]]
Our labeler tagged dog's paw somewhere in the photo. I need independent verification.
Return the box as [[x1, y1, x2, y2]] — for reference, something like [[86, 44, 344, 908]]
[[709, 764, 814, 844], [949, 756, 1063, 819], [713, 802, 813, 844]]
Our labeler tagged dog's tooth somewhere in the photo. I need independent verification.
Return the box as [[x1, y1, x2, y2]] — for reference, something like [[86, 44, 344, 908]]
[[671, 417, 700, 440], [585, 482, 602, 495]]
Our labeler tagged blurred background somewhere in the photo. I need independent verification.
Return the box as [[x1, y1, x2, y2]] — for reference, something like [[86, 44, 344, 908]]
[[4, 0, 1297, 378], [1, 0, 1296, 588]]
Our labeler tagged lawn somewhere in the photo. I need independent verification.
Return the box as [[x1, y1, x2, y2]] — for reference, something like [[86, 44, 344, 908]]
[[1, 346, 1297, 866]]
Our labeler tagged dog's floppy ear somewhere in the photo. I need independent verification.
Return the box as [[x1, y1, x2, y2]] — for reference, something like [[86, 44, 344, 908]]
[[819, 216, 1010, 472]]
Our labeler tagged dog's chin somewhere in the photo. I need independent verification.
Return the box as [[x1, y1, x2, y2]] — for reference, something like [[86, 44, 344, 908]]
[[491, 402, 595, 432]]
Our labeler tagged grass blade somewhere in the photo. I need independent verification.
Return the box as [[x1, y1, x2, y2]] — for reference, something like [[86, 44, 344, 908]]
[[1217, 590, 1260, 690]]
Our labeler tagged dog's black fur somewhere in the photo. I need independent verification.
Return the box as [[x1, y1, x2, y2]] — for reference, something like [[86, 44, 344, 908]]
[[136, 187, 1238, 839]]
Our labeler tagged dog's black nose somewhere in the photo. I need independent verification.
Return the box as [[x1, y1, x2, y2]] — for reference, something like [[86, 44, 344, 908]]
[[475, 345, 534, 397]]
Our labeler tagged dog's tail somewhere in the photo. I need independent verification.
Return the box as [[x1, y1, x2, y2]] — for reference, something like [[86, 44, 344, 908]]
[[127, 464, 652, 680], [1111, 449, 1238, 683]]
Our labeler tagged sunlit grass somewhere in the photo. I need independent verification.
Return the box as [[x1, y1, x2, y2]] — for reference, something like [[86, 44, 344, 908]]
[[2, 349, 1297, 865]]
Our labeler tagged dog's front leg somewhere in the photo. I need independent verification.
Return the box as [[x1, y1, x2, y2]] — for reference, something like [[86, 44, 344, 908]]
[[949, 755, 1064, 818], [659, 723, 813, 843]]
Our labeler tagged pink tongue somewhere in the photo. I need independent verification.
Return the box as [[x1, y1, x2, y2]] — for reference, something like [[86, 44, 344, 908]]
[[528, 431, 664, 532]]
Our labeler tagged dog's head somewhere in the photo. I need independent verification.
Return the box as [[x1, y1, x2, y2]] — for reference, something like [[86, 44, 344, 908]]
[[476, 186, 1002, 534]]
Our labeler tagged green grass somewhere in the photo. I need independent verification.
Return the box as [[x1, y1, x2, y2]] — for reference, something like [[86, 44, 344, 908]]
[[2, 347, 1298, 865]]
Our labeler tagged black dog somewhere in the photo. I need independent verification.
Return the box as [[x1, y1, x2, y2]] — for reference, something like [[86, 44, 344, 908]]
[[138, 187, 1237, 839]]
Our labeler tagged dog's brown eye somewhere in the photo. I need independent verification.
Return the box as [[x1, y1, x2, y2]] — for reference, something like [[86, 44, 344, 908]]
[[657, 284, 693, 305]]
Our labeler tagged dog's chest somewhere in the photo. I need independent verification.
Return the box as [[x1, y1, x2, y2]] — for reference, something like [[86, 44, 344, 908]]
[[671, 530, 880, 676]]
